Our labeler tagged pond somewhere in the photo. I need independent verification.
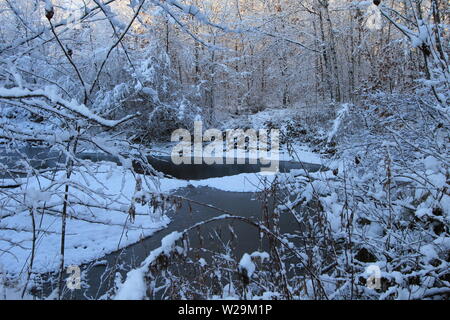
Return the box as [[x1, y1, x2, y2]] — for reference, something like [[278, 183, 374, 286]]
[[1, 146, 323, 299], [1, 146, 322, 179]]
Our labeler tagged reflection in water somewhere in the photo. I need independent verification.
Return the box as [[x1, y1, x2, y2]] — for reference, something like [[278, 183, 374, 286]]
[[0, 146, 324, 180]]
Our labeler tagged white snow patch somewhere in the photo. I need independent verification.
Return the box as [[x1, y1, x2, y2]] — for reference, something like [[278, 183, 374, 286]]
[[239, 253, 256, 278]]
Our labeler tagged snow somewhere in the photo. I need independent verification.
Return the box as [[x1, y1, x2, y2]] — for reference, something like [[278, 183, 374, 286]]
[[367, 222, 384, 238], [129, 0, 139, 9], [0, 87, 135, 128], [186, 173, 278, 192], [44, 0, 53, 13], [420, 244, 438, 263], [114, 268, 147, 300], [327, 103, 349, 144], [0, 163, 171, 275], [423, 156, 440, 173], [198, 258, 207, 267], [433, 237, 450, 251], [238, 253, 256, 278], [365, 3, 382, 31], [220, 283, 238, 300], [412, 22, 430, 48], [159, 231, 182, 254], [164, 0, 208, 24], [0, 282, 33, 300], [114, 231, 183, 300], [24, 188, 52, 208], [250, 251, 270, 262]]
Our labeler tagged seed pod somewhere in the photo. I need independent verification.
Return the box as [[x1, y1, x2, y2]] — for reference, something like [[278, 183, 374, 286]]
[[421, 43, 431, 56], [45, 9, 54, 20], [45, 1, 54, 20]]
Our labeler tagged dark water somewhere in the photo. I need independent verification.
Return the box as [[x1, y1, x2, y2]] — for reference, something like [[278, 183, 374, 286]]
[[0, 146, 322, 179], [39, 186, 296, 300], [132, 155, 322, 180]]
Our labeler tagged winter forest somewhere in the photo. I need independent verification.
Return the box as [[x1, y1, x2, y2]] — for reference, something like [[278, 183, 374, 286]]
[[0, 0, 449, 300]]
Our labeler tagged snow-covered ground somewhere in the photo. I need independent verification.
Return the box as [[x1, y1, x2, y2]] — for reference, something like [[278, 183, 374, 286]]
[[0, 163, 170, 275]]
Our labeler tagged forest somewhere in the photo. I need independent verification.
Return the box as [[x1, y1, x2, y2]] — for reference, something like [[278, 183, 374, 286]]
[[0, 0, 449, 300]]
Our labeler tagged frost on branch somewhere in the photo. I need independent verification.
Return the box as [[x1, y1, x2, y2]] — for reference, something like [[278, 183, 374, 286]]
[[0, 87, 137, 128]]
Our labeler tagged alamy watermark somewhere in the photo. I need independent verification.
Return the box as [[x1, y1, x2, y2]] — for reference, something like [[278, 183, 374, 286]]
[[66, 265, 81, 290], [365, 3, 383, 31], [366, 265, 382, 290], [170, 121, 280, 174]]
